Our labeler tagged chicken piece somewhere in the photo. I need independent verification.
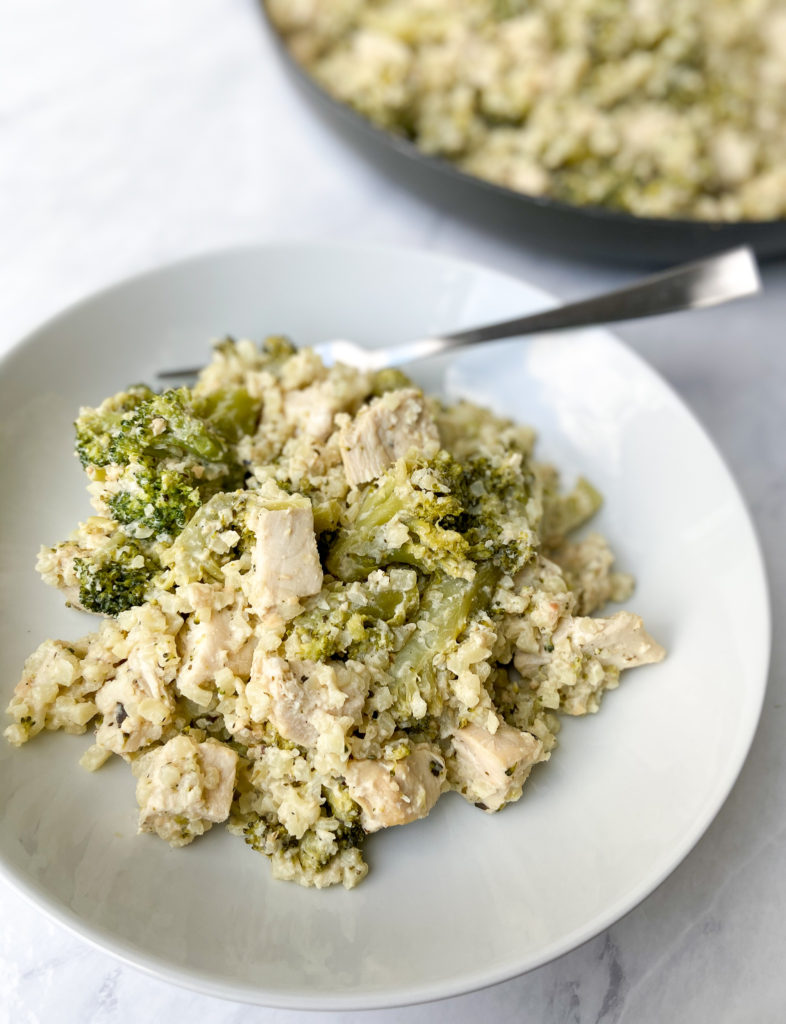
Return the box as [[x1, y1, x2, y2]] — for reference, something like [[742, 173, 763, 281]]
[[550, 533, 633, 615], [244, 503, 322, 614], [448, 722, 543, 812], [558, 611, 665, 669], [94, 659, 173, 755], [514, 610, 665, 716], [247, 654, 368, 756], [343, 744, 446, 832], [93, 607, 180, 755], [175, 602, 256, 706], [134, 734, 238, 847], [338, 388, 440, 487], [283, 382, 340, 442]]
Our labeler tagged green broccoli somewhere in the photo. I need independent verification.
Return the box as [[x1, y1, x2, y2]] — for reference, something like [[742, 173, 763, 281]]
[[322, 779, 363, 827], [160, 490, 249, 586], [242, 808, 365, 875], [325, 449, 536, 583], [75, 386, 232, 469], [75, 385, 255, 545], [283, 568, 420, 661], [106, 460, 205, 541], [325, 454, 471, 582], [191, 387, 260, 443], [369, 367, 413, 397], [72, 536, 159, 616], [388, 563, 499, 720], [60, 376, 266, 614], [439, 452, 536, 576], [74, 385, 155, 468], [242, 816, 298, 856], [255, 334, 298, 370]]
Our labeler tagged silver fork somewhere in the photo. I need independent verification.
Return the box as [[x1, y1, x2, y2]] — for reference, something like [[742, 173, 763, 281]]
[[158, 246, 760, 379]]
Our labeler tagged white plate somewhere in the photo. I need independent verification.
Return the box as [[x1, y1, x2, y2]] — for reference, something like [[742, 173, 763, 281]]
[[0, 243, 769, 1010]]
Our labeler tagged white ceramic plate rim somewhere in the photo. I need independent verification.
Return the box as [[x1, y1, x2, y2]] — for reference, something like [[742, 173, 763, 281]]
[[0, 242, 771, 1010]]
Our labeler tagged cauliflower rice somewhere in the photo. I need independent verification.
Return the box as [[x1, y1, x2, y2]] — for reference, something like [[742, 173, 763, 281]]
[[5, 337, 664, 889], [268, 0, 786, 221]]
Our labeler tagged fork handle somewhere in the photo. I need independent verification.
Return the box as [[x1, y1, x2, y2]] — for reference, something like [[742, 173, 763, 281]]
[[159, 246, 760, 379], [374, 246, 760, 368]]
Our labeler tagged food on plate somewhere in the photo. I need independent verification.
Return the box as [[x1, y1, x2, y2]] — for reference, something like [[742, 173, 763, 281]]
[[4, 336, 664, 888], [268, 0, 786, 221]]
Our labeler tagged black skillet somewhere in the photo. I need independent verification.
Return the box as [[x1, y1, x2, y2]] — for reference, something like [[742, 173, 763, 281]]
[[260, 6, 786, 266]]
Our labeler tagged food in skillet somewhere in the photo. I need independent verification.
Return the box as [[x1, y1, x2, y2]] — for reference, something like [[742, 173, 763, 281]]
[[268, 0, 786, 221]]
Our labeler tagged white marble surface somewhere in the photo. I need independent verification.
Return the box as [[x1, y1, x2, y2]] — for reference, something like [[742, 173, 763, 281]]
[[0, 1, 784, 1021]]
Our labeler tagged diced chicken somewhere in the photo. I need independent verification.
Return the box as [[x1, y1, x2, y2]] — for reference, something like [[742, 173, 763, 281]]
[[339, 388, 440, 487], [175, 603, 256, 706], [134, 735, 238, 847], [550, 533, 633, 616], [244, 504, 322, 614], [448, 722, 543, 812], [123, 636, 175, 704], [247, 654, 368, 755], [94, 661, 173, 755], [93, 611, 179, 755], [514, 609, 665, 716], [283, 383, 340, 442], [343, 744, 445, 832], [558, 611, 665, 669]]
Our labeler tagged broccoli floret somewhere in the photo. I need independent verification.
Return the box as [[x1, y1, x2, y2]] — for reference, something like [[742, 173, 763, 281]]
[[75, 386, 232, 469], [493, 0, 529, 20], [160, 490, 249, 585], [321, 782, 366, 852], [106, 459, 205, 541], [284, 568, 420, 661], [75, 386, 252, 545], [72, 536, 158, 616], [311, 497, 343, 536], [61, 380, 263, 609], [191, 387, 260, 442], [326, 449, 536, 582], [242, 809, 366, 877], [325, 455, 471, 582], [36, 516, 164, 616], [256, 334, 297, 369], [388, 563, 499, 720], [322, 779, 363, 826], [440, 452, 536, 576], [242, 816, 299, 856], [74, 385, 155, 468]]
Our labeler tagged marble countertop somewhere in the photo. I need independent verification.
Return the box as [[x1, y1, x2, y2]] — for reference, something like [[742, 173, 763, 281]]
[[1, 2, 784, 1021]]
